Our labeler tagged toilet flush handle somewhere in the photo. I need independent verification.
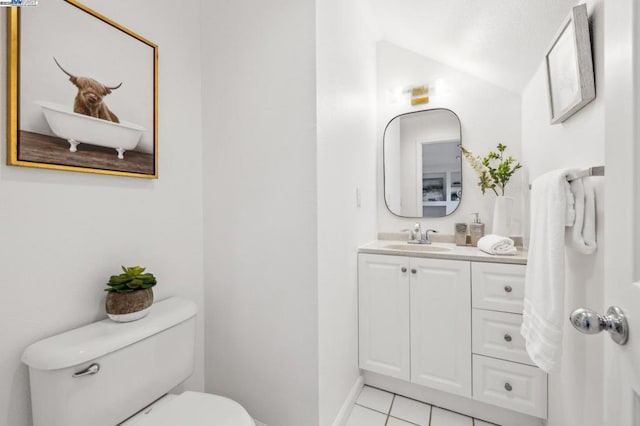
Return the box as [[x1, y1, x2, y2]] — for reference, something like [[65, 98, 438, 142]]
[[72, 363, 100, 378]]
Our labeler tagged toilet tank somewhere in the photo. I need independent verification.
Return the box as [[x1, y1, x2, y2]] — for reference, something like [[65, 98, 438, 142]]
[[22, 297, 197, 426]]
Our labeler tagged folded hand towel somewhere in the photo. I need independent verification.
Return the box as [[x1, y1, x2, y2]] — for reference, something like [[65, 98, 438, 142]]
[[477, 234, 517, 255]]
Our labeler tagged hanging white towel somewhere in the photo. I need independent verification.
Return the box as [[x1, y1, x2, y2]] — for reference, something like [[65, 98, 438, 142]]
[[569, 176, 597, 254], [477, 234, 517, 255], [520, 168, 596, 373]]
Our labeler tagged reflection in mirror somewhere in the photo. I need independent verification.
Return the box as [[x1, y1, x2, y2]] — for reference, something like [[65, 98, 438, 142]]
[[384, 109, 461, 218]]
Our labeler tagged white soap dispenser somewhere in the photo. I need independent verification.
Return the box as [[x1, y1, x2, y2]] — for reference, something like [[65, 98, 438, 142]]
[[470, 212, 485, 247]]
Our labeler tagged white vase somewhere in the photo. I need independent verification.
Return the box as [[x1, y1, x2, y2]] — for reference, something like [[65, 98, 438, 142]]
[[492, 195, 513, 237]]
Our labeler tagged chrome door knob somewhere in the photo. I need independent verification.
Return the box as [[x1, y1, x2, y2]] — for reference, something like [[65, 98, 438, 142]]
[[570, 306, 629, 345]]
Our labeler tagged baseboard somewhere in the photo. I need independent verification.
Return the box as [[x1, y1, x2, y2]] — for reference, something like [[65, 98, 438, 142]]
[[331, 375, 364, 426]]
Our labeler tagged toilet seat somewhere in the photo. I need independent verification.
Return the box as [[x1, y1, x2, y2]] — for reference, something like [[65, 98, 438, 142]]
[[122, 391, 255, 426]]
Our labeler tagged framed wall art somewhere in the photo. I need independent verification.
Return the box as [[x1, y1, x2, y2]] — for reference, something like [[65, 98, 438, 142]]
[[545, 3, 595, 125], [6, 0, 158, 178]]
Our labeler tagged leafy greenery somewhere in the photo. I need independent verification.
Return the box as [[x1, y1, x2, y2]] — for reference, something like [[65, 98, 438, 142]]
[[460, 143, 522, 196], [105, 265, 157, 293]]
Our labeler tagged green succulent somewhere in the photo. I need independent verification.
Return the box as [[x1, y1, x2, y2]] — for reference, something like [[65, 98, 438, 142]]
[[105, 265, 157, 293]]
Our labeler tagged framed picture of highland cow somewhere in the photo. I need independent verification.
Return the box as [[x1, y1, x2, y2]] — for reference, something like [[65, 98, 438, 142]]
[[6, 0, 158, 178]]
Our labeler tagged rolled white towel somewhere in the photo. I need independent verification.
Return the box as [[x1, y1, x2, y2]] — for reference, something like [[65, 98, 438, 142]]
[[477, 234, 517, 255]]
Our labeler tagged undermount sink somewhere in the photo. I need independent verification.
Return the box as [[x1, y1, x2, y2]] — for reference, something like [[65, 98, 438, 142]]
[[384, 244, 451, 253]]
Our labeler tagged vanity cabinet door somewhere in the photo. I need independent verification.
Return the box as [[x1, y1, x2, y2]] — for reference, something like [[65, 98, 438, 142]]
[[410, 258, 471, 397], [358, 254, 410, 381]]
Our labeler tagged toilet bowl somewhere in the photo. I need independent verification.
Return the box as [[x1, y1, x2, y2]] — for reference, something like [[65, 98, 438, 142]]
[[22, 297, 254, 426]]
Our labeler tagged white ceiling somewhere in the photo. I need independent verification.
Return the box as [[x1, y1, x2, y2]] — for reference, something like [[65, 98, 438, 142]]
[[367, 0, 578, 94]]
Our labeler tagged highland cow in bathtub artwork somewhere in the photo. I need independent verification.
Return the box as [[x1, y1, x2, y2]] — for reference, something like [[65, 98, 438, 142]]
[[54, 57, 122, 123], [7, 0, 159, 178]]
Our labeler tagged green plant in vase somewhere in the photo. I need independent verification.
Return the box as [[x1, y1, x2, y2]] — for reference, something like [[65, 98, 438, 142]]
[[460, 143, 522, 196], [460, 143, 522, 237]]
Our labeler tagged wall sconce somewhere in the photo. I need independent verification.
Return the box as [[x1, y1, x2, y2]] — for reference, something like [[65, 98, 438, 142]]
[[411, 85, 429, 105]]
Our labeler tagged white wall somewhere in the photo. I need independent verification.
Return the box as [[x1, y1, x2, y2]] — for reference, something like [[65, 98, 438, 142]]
[[520, 1, 604, 425], [0, 1, 205, 426], [316, 0, 377, 424], [377, 42, 523, 236], [200, 1, 319, 425]]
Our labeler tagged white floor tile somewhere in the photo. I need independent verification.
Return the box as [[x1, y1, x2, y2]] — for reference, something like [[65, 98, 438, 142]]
[[390, 395, 431, 426], [431, 407, 473, 426], [345, 405, 388, 426], [355, 386, 394, 414], [474, 420, 498, 426], [387, 417, 417, 426]]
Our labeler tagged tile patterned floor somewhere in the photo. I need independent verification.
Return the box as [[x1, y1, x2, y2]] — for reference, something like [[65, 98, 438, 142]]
[[345, 386, 499, 426]]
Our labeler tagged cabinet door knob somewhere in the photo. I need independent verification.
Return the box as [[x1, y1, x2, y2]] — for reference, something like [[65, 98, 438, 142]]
[[504, 382, 513, 392], [401, 267, 407, 273], [411, 268, 417, 274], [504, 285, 513, 293], [504, 333, 512, 342]]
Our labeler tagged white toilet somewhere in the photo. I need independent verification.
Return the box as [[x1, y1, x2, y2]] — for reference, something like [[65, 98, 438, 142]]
[[22, 297, 254, 426]]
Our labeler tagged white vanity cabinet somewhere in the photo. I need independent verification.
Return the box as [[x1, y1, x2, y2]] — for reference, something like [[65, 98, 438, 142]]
[[410, 257, 471, 396], [358, 249, 548, 419], [358, 254, 471, 396], [358, 254, 410, 380], [471, 262, 547, 419]]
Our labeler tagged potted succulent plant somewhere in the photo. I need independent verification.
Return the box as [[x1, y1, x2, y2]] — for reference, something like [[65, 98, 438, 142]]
[[105, 265, 157, 322]]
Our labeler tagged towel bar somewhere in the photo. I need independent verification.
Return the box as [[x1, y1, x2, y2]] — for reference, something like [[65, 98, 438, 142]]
[[528, 166, 604, 189], [566, 166, 605, 182]]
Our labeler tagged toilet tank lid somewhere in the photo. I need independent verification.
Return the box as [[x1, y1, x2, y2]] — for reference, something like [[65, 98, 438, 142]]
[[22, 297, 197, 370]]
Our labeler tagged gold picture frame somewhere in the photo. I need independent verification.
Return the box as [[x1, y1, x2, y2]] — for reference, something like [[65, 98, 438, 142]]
[[6, 0, 159, 178]]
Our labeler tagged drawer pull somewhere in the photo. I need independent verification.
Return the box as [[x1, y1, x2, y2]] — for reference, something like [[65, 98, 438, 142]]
[[504, 382, 513, 392], [401, 267, 407, 273], [411, 268, 417, 274], [504, 285, 513, 293], [504, 333, 512, 342]]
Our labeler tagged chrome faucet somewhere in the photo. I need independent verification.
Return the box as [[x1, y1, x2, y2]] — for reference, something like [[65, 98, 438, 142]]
[[423, 228, 437, 244], [414, 222, 423, 241], [402, 223, 437, 244]]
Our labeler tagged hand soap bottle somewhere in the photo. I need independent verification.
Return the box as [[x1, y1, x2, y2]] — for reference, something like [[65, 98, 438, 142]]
[[470, 212, 485, 247]]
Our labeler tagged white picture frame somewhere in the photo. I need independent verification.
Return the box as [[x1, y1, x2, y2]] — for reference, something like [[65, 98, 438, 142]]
[[545, 4, 595, 124]]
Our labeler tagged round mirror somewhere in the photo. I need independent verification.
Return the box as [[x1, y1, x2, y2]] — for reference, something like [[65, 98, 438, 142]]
[[383, 108, 462, 218]]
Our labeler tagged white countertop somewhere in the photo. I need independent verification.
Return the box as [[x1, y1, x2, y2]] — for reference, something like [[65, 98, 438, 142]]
[[358, 240, 528, 265]]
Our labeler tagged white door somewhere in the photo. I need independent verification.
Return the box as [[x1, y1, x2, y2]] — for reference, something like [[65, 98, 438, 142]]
[[358, 253, 410, 380], [410, 258, 471, 396], [603, 0, 640, 424]]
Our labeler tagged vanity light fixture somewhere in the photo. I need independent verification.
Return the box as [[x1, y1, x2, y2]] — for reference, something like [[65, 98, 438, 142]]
[[411, 85, 429, 105]]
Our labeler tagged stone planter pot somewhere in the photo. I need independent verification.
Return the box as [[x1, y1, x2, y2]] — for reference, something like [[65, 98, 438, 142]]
[[105, 288, 154, 322]]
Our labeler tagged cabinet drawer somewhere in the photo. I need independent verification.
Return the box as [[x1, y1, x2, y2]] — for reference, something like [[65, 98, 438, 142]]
[[472, 355, 547, 419], [472, 309, 533, 366], [472, 263, 526, 313]]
